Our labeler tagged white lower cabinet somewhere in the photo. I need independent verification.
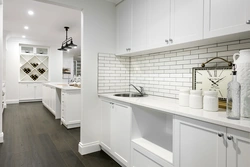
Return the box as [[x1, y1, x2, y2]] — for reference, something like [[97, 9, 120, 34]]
[[42, 84, 61, 118], [174, 115, 250, 167], [174, 116, 226, 167], [101, 100, 112, 151], [61, 90, 81, 129], [100, 100, 131, 166], [42, 85, 56, 116], [19, 83, 42, 101], [227, 128, 250, 167]]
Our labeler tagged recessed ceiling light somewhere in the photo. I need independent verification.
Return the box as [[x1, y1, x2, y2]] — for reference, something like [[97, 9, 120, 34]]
[[24, 26, 29, 30], [22, 35, 26, 38], [28, 10, 34, 15]]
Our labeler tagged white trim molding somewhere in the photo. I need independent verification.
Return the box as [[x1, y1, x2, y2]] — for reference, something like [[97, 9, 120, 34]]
[[78, 141, 101, 155], [6, 99, 19, 104], [0, 132, 4, 143]]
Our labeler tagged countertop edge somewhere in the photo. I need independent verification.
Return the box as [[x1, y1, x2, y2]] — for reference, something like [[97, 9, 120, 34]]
[[99, 94, 250, 133], [43, 83, 81, 90]]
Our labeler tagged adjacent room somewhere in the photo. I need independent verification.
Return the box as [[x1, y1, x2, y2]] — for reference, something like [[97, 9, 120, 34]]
[[0, 0, 250, 167]]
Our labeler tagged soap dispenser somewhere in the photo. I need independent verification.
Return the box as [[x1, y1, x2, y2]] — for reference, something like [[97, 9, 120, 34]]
[[227, 64, 241, 120]]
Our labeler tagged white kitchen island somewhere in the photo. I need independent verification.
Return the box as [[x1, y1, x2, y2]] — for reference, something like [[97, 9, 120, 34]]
[[99, 93, 250, 167], [42, 83, 81, 129]]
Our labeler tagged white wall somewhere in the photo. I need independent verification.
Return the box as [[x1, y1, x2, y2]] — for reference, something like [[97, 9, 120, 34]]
[[39, 0, 116, 155], [0, 0, 4, 143], [5, 37, 63, 103]]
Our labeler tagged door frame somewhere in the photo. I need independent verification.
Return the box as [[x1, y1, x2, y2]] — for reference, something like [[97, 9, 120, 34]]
[[0, 0, 84, 144]]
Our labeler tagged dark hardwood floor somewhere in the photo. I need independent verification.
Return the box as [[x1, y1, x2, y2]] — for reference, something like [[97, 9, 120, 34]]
[[0, 102, 121, 167]]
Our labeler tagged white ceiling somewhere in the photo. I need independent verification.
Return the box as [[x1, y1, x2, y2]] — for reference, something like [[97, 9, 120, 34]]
[[3, 0, 81, 56]]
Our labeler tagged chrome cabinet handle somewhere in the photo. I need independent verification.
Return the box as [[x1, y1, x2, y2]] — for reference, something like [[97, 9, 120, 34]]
[[169, 39, 173, 43], [165, 39, 169, 44], [227, 136, 233, 140], [218, 133, 224, 137], [246, 20, 250, 24]]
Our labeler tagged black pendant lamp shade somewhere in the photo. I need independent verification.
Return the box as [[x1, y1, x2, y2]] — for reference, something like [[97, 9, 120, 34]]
[[58, 26, 77, 51], [68, 40, 77, 48]]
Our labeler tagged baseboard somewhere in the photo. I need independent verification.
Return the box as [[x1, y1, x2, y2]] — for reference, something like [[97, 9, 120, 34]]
[[19, 99, 42, 103], [0, 132, 4, 143], [101, 147, 124, 167], [78, 141, 101, 155], [6, 99, 19, 104]]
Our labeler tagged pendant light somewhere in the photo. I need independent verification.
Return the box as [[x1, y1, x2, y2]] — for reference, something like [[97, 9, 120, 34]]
[[58, 26, 77, 51]]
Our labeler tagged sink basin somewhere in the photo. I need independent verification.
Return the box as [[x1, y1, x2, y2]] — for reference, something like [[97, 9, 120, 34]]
[[114, 93, 144, 97]]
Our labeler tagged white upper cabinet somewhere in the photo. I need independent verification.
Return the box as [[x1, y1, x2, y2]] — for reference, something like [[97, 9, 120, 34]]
[[131, 0, 148, 52], [116, 0, 132, 55], [227, 128, 250, 167], [204, 0, 250, 38], [170, 0, 204, 44], [147, 0, 171, 49]]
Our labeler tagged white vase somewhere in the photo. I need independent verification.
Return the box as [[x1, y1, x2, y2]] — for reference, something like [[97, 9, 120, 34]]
[[233, 49, 250, 118]]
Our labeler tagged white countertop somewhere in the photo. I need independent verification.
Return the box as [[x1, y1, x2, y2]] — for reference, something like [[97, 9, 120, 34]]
[[44, 82, 81, 90], [99, 93, 250, 132]]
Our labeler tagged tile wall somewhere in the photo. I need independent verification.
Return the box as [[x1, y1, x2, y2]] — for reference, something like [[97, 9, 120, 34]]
[[98, 39, 250, 98], [98, 53, 130, 93]]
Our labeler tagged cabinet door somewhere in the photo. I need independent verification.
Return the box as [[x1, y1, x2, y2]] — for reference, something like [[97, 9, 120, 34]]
[[34, 83, 42, 100], [147, 0, 171, 49], [51, 87, 56, 113], [170, 0, 203, 44], [132, 0, 147, 52], [42, 85, 46, 104], [174, 116, 226, 167], [111, 103, 132, 166], [204, 0, 250, 38], [116, 0, 132, 55], [100, 100, 112, 151], [19, 83, 35, 100], [227, 128, 250, 167]]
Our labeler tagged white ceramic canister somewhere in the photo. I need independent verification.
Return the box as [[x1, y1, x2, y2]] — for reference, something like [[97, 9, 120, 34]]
[[179, 89, 190, 107], [203, 91, 218, 112], [233, 49, 250, 117], [189, 90, 203, 109]]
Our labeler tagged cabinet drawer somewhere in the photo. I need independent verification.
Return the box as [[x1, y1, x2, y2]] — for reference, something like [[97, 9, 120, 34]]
[[132, 149, 164, 167]]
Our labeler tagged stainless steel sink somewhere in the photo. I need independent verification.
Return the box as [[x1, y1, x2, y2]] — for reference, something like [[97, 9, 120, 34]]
[[114, 93, 144, 97]]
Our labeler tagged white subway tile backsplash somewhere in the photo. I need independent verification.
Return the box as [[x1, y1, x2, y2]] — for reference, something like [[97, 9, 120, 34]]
[[191, 48, 207, 54], [228, 43, 250, 50], [218, 40, 239, 46], [240, 39, 250, 44], [177, 51, 190, 56], [208, 46, 227, 53], [170, 56, 183, 61], [177, 60, 191, 65], [184, 55, 199, 60], [199, 44, 217, 49], [98, 39, 250, 99], [198, 52, 217, 59]]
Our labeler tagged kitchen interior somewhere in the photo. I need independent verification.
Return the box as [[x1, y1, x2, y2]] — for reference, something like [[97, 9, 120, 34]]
[[1, 0, 250, 167]]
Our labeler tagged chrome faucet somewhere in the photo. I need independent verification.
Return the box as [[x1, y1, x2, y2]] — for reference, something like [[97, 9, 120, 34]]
[[129, 84, 145, 96]]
